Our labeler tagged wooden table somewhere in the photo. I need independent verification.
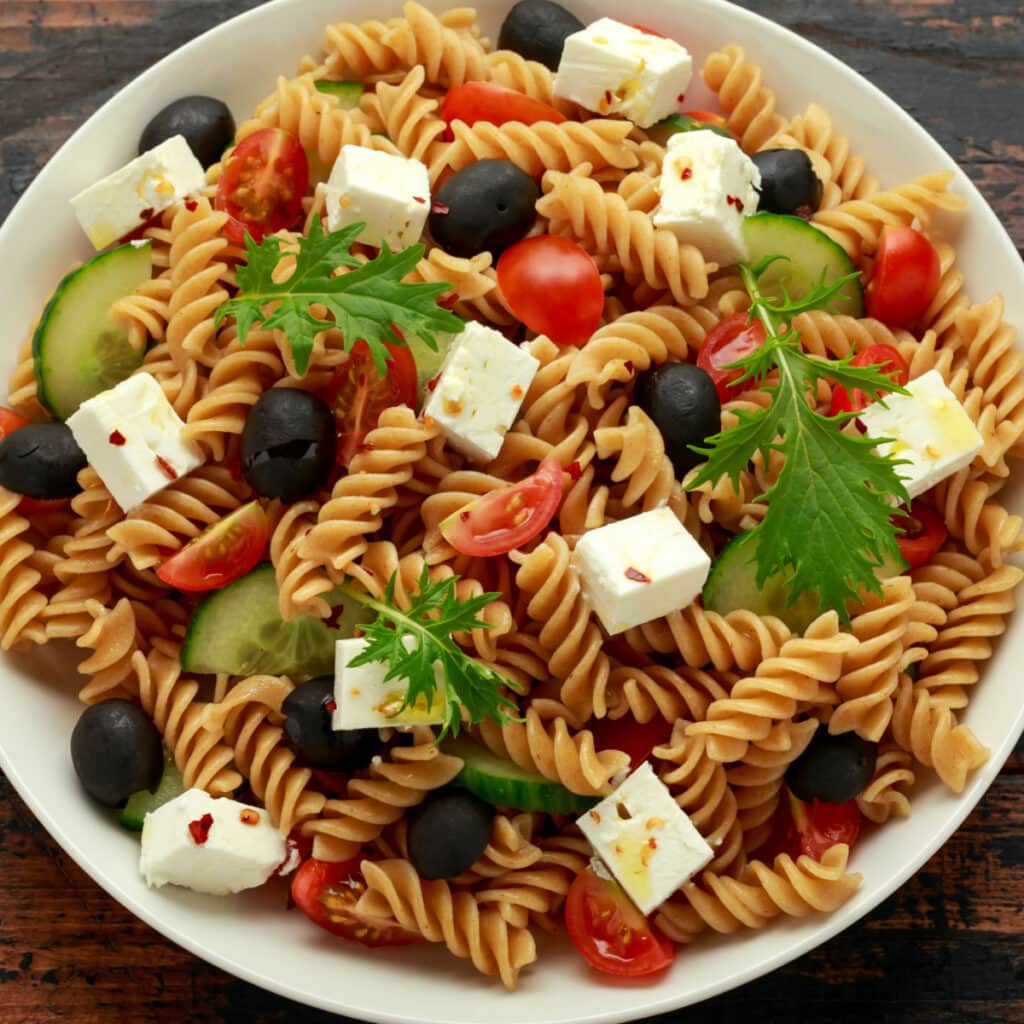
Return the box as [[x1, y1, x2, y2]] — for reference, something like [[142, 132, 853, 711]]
[[1, 1, 1022, 1021]]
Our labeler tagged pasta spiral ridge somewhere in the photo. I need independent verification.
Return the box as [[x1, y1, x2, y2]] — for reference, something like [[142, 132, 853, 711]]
[[702, 46, 786, 153], [380, 2, 489, 87], [600, 661, 732, 724], [857, 742, 915, 824], [0, 487, 48, 650]]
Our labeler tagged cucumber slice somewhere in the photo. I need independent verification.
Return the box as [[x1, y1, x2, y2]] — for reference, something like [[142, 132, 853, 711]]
[[647, 113, 732, 147], [444, 735, 598, 814], [403, 331, 458, 399], [118, 748, 184, 832], [742, 212, 864, 318], [181, 564, 371, 677], [33, 241, 152, 420], [704, 530, 907, 634], [314, 80, 364, 110]]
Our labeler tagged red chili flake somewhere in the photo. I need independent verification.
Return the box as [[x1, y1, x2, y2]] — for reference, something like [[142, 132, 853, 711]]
[[239, 808, 261, 826], [139, 207, 155, 221], [438, 292, 459, 310], [624, 360, 635, 374], [680, 167, 694, 181], [155, 455, 178, 481], [430, 200, 450, 215], [625, 566, 652, 584], [677, 93, 686, 104], [460, 509, 471, 522], [726, 195, 745, 213], [603, 89, 613, 105], [184, 198, 199, 213], [566, 460, 583, 482], [325, 699, 338, 713], [648, 836, 658, 850], [427, 373, 442, 392], [413, 196, 427, 205], [188, 813, 214, 845], [108, 429, 126, 446]]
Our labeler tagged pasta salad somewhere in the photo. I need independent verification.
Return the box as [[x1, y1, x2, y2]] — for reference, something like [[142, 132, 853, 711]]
[[1, 0, 1021, 992]]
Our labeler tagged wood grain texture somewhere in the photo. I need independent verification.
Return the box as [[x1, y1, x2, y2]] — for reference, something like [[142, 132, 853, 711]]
[[1, 1, 1023, 1022]]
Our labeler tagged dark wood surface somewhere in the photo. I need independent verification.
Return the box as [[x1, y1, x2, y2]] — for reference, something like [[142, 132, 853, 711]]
[[1, 1, 1022, 1022]]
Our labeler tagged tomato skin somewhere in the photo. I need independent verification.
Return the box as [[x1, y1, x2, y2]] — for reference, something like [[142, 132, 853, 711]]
[[497, 236, 604, 346], [440, 458, 563, 557], [565, 867, 676, 977], [587, 716, 672, 771], [696, 313, 767, 402], [828, 343, 910, 417], [216, 128, 308, 244], [893, 501, 947, 570], [866, 226, 941, 328], [156, 501, 269, 592], [782, 790, 862, 862], [291, 858, 421, 947], [442, 82, 566, 129]]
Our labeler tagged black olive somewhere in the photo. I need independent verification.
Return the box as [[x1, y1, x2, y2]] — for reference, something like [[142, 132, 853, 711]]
[[429, 160, 539, 258], [497, 0, 584, 70], [139, 96, 236, 169], [70, 700, 163, 807], [786, 729, 878, 805], [241, 389, 335, 502], [0, 422, 86, 499], [283, 676, 384, 772], [633, 363, 721, 477], [752, 149, 824, 216], [407, 789, 494, 880]]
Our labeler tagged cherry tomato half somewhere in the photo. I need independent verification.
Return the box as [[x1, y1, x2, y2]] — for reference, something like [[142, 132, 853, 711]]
[[828, 343, 910, 417], [440, 457, 563, 557], [0, 406, 69, 516], [696, 313, 767, 402], [780, 790, 862, 862], [565, 866, 676, 977], [866, 225, 941, 328], [327, 339, 418, 468], [893, 501, 947, 570], [216, 128, 309, 244], [291, 858, 420, 948], [156, 500, 269, 592], [441, 82, 566, 130], [587, 716, 672, 771], [497, 235, 604, 346]]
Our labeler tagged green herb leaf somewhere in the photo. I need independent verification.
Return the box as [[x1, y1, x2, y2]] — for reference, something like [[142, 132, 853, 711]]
[[214, 219, 465, 376], [336, 569, 520, 739], [688, 258, 910, 621]]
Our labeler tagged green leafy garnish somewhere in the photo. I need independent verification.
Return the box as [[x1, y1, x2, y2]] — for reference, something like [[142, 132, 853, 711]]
[[336, 569, 520, 739], [214, 219, 465, 376], [688, 257, 910, 622]]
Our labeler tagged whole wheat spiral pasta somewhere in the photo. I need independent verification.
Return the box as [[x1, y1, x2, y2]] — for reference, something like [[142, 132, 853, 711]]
[[702, 46, 786, 154], [405, 248, 515, 325], [0, 487, 49, 651], [856, 742, 916, 824]]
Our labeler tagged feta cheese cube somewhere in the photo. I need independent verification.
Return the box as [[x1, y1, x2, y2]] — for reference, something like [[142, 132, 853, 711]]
[[578, 763, 713, 914], [66, 372, 205, 511], [140, 789, 287, 895], [334, 636, 448, 730], [553, 18, 693, 129], [70, 136, 206, 251], [653, 131, 761, 266], [319, 145, 430, 250], [573, 507, 710, 635], [422, 321, 540, 462], [859, 369, 984, 500]]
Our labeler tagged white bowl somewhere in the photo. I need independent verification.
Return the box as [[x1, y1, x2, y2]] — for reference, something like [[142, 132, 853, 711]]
[[1, 1, 1022, 1021]]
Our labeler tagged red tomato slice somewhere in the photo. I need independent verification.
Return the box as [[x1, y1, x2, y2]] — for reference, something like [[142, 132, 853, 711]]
[[0, 407, 30, 438], [216, 128, 309, 244], [780, 790, 862, 862], [893, 501, 947, 570], [156, 501, 269, 592], [828, 343, 910, 417], [0, 407, 70, 516], [440, 457, 563, 557], [291, 858, 420, 947], [326, 339, 418, 468], [696, 313, 767, 402], [866, 225, 941, 328], [442, 82, 566, 131], [565, 866, 676, 977], [497, 236, 604, 346], [587, 716, 672, 771]]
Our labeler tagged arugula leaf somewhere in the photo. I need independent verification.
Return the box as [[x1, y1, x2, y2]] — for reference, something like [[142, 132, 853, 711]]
[[214, 219, 465, 376], [687, 258, 910, 621], [336, 569, 520, 739]]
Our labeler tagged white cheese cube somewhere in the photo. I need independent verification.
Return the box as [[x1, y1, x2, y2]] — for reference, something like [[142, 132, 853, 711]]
[[859, 369, 984, 500], [70, 136, 206, 251], [653, 131, 761, 266], [577, 763, 713, 914], [422, 321, 540, 463], [66, 372, 205, 512], [334, 637, 448, 730], [320, 145, 430, 251], [573, 507, 710, 635], [140, 789, 287, 895], [553, 18, 693, 129]]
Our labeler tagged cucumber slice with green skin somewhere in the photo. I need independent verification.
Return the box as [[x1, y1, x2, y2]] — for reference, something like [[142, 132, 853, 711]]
[[181, 564, 372, 677], [314, 80, 364, 109], [118, 748, 183, 832], [742, 212, 864, 318], [647, 113, 732, 147], [33, 241, 152, 420], [444, 736, 599, 814], [704, 530, 907, 634]]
